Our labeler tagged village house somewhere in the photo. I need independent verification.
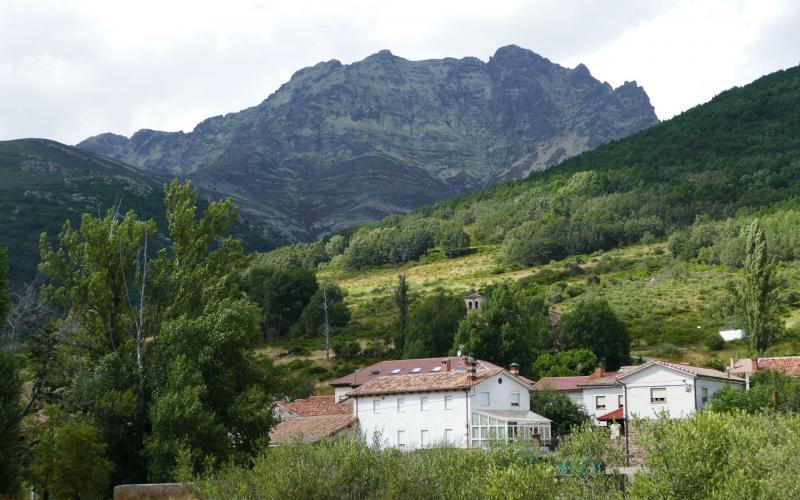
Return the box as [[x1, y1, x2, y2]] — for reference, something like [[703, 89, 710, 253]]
[[346, 357, 551, 450], [269, 395, 356, 445], [534, 360, 745, 428], [729, 356, 800, 380]]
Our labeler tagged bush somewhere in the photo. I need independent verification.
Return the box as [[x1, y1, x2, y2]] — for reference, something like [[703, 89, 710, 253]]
[[333, 341, 361, 360], [703, 332, 725, 351]]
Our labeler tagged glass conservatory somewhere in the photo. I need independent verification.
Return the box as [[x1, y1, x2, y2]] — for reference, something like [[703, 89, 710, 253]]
[[470, 410, 551, 449]]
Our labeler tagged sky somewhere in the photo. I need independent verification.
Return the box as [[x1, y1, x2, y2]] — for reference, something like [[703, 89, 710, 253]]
[[0, 0, 798, 145]]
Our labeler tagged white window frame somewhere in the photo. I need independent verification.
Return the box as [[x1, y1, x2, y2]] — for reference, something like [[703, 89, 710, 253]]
[[444, 429, 453, 442], [397, 430, 405, 448], [651, 387, 667, 404], [444, 394, 453, 410], [373, 399, 381, 414], [480, 392, 490, 406], [420, 429, 429, 447], [701, 387, 709, 404], [595, 395, 606, 410], [511, 392, 520, 407], [397, 396, 405, 413], [420, 396, 429, 411], [618, 394, 624, 408]]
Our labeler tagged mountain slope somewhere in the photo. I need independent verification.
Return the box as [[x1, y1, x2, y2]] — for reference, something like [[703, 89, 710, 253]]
[[78, 45, 658, 241], [0, 139, 280, 288]]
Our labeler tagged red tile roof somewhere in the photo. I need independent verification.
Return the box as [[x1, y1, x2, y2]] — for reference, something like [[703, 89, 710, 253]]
[[347, 368, 505, 397], [597, 407, 625, 422], [757, 357, 800, 376], [330, 356, 501, 387], [269, 414, 358, 444], [275, 396, 352, 417], [533, 375, 592, 392]]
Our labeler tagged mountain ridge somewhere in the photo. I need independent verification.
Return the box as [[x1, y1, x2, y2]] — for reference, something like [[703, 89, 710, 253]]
[[78, 45, 658, 241]]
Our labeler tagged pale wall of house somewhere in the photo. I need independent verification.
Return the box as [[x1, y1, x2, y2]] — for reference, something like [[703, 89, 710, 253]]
[[355, 390, 470, 449], [695, 377, 743, 409], [469, 373, 531, 412], [582, 386, 623, 426], [623, 365, 698, 420], [566, 391, 584, 407], [335, 386, 352, 403]]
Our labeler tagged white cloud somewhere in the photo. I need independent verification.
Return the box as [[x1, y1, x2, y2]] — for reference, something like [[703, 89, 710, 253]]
[[0, 0, 797, 144]]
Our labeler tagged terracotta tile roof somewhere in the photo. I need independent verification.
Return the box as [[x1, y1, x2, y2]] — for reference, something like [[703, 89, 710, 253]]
[[597, 407, 625, 422], [269, 414, 358, 445], [275, 396, 352, 417], [578, 366, 638, 386], [330, 356, 501, 387], [756, 357, 800, 376], [533, 375, 592, 392], [347, 368, 505, 397]]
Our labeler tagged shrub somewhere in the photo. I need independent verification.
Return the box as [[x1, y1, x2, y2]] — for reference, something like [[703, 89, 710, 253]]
[[703, 332, 725, 351], [333, 341, 361, 360]]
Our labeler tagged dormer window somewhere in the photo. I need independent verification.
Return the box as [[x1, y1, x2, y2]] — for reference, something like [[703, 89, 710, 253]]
[[390, 368, 401, 374], [411, 367, 422, 373], [431, 366, 442, 372]]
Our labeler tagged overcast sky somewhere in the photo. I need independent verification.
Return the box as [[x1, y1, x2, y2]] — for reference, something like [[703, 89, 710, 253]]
[[1, 0, 798, 144]]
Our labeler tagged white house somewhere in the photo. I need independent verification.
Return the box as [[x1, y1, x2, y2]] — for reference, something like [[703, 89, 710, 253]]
[[533, 360, 745, 426], [346, 360, 551, 450]]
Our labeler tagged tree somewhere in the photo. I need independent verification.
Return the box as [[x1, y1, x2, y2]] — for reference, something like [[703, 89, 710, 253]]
[[28, 409, 113, 499], [245, 266, 318, 338], [0, 249, 7, 331], [531, 348, 597, 378], [394, 274, 410, 352], [452, 284, 550, 370], [731, 219, 783, 354], [3, 281, 50, 350], [291, 284, 350, 353], [530, 390, 590, 437], [403, 291, 465, 358], [437, 222, 470, 258], [558, 299, 630, 371], [0, 350, 22, 496]]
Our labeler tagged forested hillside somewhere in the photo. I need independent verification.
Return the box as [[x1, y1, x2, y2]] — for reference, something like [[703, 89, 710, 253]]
[[0, 139, 281, 288], [262, 64, 800, 272]]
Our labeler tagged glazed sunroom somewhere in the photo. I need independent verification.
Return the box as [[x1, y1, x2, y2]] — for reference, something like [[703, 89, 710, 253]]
[[470, 410, 551, 448]]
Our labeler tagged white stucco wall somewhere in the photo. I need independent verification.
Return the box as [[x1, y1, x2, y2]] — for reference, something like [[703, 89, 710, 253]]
[[566, 391, 584, 407], [470, 373, 531, 412], [334, 386, 352, 403], [581, 386, 624, 426], [695, 377, 743, 409], [622, 365, 697, 419], [355, 390, 470, 449]]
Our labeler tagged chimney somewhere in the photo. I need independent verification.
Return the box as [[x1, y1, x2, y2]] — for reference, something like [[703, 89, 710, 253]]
[[441, 358, 451, 373], [509, 362, 520, 375], [467, 355, 477, 381], [729, 357, 735, 370], [752, 357, 759, 373], [591, 366, 604, 379]]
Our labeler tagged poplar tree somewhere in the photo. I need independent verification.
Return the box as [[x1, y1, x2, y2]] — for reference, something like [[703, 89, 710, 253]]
[[734, 219, 782, 354]]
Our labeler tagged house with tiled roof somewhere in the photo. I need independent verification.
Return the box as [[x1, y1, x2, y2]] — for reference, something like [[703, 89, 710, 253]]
[[533, 360, 744, 427], [330, 356, 502, 403], [348, 357, 550, 450], [274, 395, 352, 420], [729, 356, 800, 379], [269, 414, 358, 445]]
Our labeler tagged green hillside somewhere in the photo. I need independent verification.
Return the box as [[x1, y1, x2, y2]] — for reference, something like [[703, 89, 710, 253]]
[[0, 139, 279, 288], [249, 65, 800, 386]]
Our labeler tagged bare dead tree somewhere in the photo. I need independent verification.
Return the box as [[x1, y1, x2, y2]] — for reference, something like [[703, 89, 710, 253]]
[[3, 281, 48, 350], [320, 283, 331, 359]]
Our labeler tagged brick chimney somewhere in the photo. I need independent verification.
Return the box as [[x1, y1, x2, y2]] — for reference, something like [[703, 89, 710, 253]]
[[441, 358, 451, 373], [467, 355, 477, 381], [509, 362, 520, 375], [590, 366, 604, 379], [729, 357, 736, 370]]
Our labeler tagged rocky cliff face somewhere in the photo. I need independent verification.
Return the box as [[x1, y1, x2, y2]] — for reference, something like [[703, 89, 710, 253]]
[[79, 45, 658, 241]]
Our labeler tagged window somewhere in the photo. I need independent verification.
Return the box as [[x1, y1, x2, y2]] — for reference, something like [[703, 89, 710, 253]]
[[651, 387, 667, 404], [420, 396, 428, 411], [511, 392, 520, 407], [373, 399, 381, 414], [618, 395, 624, 408], [420, 430, 429, 447], [444, 395, 453, 410], [431, 366, 442, 372], [397, 430, 405, 448], [444, 429, 453, 442], [701, 387, 709, 404], [595, 395, 606, 410], [480, 392, 490, 406], [390, 368, 401, 374], [397, 397, 405, 413], [411, 367, 422, 373]]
